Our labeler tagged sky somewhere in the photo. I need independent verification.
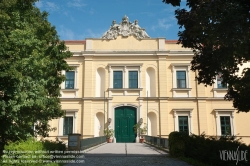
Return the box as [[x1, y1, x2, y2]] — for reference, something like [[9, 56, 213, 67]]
[[35, 0, 187, 41]]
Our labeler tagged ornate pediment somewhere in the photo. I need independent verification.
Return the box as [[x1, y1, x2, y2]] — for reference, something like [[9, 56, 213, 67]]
[[101, 15, 150, 40]]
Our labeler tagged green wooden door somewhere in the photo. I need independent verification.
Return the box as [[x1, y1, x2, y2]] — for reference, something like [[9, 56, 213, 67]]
[[115, 106, 136, 143]]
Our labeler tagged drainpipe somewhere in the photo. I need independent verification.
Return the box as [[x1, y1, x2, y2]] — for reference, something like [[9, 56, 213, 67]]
[[195, 71, 201, 135], [147, 91, 148, 135], [104, 91, 105, 134]]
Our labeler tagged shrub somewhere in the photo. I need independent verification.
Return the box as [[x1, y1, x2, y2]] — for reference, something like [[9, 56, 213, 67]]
[[0, 137, 66, 166], [169, 132, 250, 166], [169, 131, 189, 157]]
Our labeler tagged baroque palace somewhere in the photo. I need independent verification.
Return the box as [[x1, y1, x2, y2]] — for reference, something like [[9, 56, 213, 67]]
[[48, 15, 250, 144]]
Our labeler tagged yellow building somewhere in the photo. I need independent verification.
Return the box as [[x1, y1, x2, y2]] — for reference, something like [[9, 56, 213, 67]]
[[48, 16, 250, 144]]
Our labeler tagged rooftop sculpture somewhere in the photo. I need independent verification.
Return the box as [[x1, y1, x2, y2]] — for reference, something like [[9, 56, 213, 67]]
[[102, 15, 150, 40]]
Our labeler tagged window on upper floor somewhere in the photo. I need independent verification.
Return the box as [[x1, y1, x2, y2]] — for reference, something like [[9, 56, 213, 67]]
[[178, 116, 189, 134], [171, 64, 191, 97], [129, 71, 138, 88], [113, 71, 123, 89], [65, 71, 75, 89], [63, 116, 73, 135], [220, 116, 231, 135], [108, 64, 142, 92], [217, 72, 227, 89], [177, 71, 186, 88]]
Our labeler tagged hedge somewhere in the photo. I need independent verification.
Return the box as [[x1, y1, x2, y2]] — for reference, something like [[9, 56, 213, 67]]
[[169, 132, 250, 166]]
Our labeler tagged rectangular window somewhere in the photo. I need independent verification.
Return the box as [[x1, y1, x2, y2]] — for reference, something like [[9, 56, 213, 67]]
[[63, 117, 73, 135], [65, 71, 75, 89], [220, 116, 231, 135], [129, 71, 138, 88], [178, 116, 189, 133], [177, 71, 186, 88], [113, 71, 123, 88], [217, 73, 227, 88]]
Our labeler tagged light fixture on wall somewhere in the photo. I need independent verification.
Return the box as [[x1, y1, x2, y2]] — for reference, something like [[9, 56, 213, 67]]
[[139, 118, 143, 125], [108, 118, 112, 124]]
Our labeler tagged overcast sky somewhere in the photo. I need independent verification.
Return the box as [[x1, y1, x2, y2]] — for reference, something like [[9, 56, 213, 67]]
[[35, 0, 187, 40]]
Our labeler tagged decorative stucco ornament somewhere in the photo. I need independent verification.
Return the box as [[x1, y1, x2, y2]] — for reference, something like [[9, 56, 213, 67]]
[[101, 15, 150, 40]]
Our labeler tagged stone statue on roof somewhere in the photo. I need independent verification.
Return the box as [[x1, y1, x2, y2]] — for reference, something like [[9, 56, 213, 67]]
[[101, 15, 150, 40], [130, 20, 150, 39]]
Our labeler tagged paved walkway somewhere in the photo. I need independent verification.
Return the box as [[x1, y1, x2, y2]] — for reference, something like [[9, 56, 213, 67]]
[[65, 143, 191, 166], [84, 143, 168, 156]]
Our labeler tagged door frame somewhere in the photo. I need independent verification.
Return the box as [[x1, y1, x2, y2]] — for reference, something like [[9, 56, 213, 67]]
[[111, 104, 141, 143]]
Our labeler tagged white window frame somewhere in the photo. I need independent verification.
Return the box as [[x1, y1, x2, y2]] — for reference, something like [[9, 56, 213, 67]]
[[127, 67, 140, 89], [176, 70, 187, 88], [58, 110, 78, 136], [215, 72, 227, 89], [171, 63, 192, 97], [215, 109, 235, 136], [65, 71, 75, 89], [213, 73, 228, 97], [173, 109, 193, 135], [108, 64, 143, 96], [109, 66, 141, 89], [112, 69, 124, 89], [61, 64, 79, 97], [61, 65, 79, 89]]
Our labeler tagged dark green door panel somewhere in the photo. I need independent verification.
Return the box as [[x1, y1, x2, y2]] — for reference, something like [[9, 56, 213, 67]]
[[115, 106, 136, 143]]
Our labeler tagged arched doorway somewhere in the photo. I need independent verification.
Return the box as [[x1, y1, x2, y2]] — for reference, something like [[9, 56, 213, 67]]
[[115, 106, 136, 143]]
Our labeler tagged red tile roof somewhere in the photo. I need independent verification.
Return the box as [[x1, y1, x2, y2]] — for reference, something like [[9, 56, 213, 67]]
[[165, 40, 178, 44]]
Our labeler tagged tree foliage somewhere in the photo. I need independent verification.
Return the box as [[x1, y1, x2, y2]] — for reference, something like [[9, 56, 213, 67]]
[[0, 0, 72, 150], [163, 0, 250, 112]]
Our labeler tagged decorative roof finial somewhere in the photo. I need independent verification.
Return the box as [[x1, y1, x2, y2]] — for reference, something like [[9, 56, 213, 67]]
[[101, 15, 150, 40]]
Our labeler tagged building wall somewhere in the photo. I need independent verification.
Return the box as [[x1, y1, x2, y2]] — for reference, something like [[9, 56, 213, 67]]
[[47, 36, 250, 145]]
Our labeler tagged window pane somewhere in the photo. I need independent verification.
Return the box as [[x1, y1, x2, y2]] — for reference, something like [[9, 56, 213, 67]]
[[129, 71, 138, 88], [217, 72, 227, 88], [177, 71, 186, 88], [114, 71, 123, 88], [65, 71, 75, 89], [63, 117, 73, 135], [178, 116, 189, 134], [220, 116, 231, 135], [177, 71, 186, 79]]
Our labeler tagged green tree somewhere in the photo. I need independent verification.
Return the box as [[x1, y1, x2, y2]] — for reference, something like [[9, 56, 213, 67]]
[[163, 0, 250, 112], [0, 0, 72, 151]]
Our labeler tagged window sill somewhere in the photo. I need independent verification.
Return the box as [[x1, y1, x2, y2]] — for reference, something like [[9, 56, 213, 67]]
[[172, 88, 192, 91], [108, 88, 143, 91], [61, 89, 79, 91], [212, 88, 227, 91], [57, 136, 69, 138]]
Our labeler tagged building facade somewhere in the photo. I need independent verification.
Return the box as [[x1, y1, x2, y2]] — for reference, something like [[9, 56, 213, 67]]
[[48, 16, 250, 144]]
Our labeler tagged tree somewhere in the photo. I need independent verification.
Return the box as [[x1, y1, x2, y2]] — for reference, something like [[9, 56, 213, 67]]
[[162, 0, 250, 112], [0, 0, 72, 151]]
